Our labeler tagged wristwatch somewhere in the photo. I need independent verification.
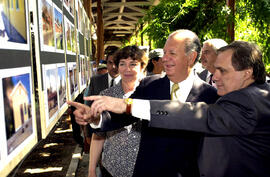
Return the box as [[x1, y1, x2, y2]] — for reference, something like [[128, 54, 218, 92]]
[[124, 98, 133, 114]]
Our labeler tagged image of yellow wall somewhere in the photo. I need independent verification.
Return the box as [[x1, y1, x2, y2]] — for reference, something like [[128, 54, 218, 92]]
[[11, 84, 29, 131], [1, 0, 27, 40]]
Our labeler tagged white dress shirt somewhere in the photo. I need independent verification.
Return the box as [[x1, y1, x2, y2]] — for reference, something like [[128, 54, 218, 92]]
[[108, 74, 121, 87], [132, 71, 195, 120]]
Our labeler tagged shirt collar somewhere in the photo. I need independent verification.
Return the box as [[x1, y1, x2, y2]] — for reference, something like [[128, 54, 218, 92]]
[[170, 70, 195, 102], [108, 74, 121, 86]]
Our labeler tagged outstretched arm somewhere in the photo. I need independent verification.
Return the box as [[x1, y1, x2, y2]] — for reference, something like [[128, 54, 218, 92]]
[[84, 96, 126, 117]]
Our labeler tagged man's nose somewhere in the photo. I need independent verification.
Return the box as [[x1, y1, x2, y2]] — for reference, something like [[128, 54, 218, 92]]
[[212, 70, 219, 82]]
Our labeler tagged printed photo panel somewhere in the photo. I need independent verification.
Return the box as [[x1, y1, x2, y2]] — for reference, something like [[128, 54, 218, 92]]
[[79, 55, 86, 90], [68, 62, 78, 100], [70, 22, 76, 53], [57, 63, 67, 110], [0, 66, 34, 156], [39, 0, 55, 52], [0, 0, 30, 50], [64, 16, 72, 54], [63, 0, 74, 17], [42, 64, 59, 126], [54, 4, 64, 53]]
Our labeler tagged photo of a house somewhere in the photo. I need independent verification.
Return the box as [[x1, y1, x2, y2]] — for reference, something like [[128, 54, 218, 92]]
[[64, 17, 71, 52], [71, 24, 76, 53], [41, 0, 54, 47], [68, 66, 74, 97], [57, 66, 66, 108], [77, 0, 82, 33], [80, 56, 86, 87], [0, 0, 28, 48], [2, 72, 33, 154], [54, 6, 63, 50], [45, 67, 58, 119]]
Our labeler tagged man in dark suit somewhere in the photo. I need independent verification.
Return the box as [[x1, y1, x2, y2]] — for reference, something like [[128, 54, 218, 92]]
[[86, 41, 270, 177], [69, 30, 219, 177]]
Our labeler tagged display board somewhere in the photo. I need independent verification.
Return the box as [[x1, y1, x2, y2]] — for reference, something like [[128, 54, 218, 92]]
[[0, 0, 92, 175], [35, 0, 91, 138], [0, 0, 38, 176]]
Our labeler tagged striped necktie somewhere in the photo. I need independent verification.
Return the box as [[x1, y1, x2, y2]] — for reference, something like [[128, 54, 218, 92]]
[[171, 83, 179, 100]]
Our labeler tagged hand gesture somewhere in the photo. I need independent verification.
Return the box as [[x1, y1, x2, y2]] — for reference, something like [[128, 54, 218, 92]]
[[67, 101, 100, 125], [84, 96, 126, 117]]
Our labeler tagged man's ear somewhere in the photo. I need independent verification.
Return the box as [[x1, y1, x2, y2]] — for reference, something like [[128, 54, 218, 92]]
[[244, 68, 253, 80], [188, 51, 197, 66]]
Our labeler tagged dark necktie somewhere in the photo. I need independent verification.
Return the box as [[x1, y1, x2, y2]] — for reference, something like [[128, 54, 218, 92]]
[[110, 78, 114, 87], [209, 74, 213, 85]]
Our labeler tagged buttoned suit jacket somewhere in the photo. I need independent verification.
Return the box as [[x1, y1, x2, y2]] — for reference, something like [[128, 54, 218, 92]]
[[99, 73, 219, 177], [148, 82, 270, 177]]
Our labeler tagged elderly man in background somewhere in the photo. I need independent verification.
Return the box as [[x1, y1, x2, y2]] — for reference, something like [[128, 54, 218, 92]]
[[199, 39, 228, 85]]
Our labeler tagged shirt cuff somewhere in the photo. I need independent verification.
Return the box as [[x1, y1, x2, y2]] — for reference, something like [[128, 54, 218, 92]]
[[89, 115, 102, 129], [131, 99, 150, 120]]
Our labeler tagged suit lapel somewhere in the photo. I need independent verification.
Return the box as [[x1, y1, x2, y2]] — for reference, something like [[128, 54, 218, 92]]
[[186, 75, 202, 102], [104, 73, 109, 88], [151, 75, 170, 100]]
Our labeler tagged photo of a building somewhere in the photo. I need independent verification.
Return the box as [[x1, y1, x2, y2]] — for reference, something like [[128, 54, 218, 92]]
[[2, 72, 33, 154], [0, 0, 27, 48], [45, 67, 58, 119], [65, 17, 71, 52], [54, 6, 63, 50], [41, 0, 54, 47], [57, 66, 66, 108]]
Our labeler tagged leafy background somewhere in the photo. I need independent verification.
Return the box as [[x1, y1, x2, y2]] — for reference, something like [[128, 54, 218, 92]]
[[123, 0, 270, 74]]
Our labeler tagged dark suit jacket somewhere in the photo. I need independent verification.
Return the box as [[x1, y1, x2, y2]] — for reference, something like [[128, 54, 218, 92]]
[[149, 82, 270, 177], [100, 73, 219, 177], [84, 73, 109, 136], [198, 69, 208, 82], [85, 73, 109, 106]]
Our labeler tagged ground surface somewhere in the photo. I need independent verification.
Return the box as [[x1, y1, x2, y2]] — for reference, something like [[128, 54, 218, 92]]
[[7, 115, 78, 177]]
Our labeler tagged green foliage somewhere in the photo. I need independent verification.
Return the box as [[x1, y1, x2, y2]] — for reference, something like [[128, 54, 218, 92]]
[[130, 0, 270, 74], [235, 0, 270, 73], [139, 0, 231, 47]]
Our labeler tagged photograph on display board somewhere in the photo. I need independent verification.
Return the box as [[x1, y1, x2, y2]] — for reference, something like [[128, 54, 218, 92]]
[[80, 56, 86, 87], [85, 18, 89, 39], [0, 0, 29, 50], [63, 0, 74, 16], [70, 23, 76, 53], [40, 0, 54, 50], [54, 5, 63, 51], [1, 70, 33, 154], [45, 67, 58, 119], [86, 58, 91, 82], [73, 65, 78, 93], [64, 17, 72, 52], [79, 56, 83, 86], [57, 65, 66, 109], [68, 64, 74, 98], [77, 0, 83, 33], [82, 11, 86, 36]]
